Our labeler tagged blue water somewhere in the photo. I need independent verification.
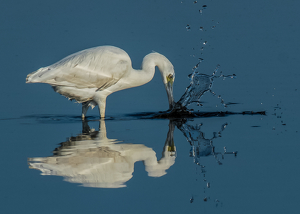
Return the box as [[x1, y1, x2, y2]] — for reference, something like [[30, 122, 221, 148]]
[[1, 0, 300, 214]]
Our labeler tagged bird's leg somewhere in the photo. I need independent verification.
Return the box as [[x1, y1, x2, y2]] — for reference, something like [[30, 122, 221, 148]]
[[82, 102, 89, 119], [94, 95, 107, 118], [99, 97, 106, 118]]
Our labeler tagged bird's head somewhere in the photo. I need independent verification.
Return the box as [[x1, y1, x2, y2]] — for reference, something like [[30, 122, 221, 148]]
[[145, 52, 175, 110], [163, 69, 175, 110]]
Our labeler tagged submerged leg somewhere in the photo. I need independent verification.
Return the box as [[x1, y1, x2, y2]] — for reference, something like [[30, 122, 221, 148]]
[[82, 102, 90, 119]]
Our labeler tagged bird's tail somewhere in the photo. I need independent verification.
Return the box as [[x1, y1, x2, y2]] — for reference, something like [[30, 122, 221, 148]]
[[26, 67, 49, 83], [26, 71, 35, 83]]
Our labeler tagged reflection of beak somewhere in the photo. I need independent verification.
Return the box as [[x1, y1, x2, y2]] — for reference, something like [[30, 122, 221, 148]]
[[166, 80, 174, 110]]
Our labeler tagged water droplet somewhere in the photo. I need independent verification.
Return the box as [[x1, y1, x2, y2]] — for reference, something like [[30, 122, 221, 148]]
[[186, 24, 191, 31], [190, 197, 194, 203], [203, 5, 207, 8], [193, 1, 197, 3], [211, 25, 216, 29], [199, 26, 204, 31], [203, 41, 207, 45], [199, 9, 203, 14]]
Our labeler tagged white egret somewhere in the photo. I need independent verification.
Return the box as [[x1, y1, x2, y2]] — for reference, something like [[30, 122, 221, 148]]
[[26, 46, 175, 118]]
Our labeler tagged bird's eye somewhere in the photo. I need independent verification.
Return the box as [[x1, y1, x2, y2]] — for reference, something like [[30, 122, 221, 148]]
[[166, 74, 174, 85]]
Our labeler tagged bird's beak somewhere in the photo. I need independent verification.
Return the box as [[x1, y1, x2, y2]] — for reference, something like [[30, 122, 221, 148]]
[[166, 75, 174, 110]]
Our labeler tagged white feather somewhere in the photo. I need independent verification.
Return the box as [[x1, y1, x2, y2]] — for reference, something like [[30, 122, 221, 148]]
[[26, 45, 175, 118]]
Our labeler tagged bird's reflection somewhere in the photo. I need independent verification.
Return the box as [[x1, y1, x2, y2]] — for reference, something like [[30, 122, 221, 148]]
[[28, 120, 176, 188], [28, 117, 238, 200]]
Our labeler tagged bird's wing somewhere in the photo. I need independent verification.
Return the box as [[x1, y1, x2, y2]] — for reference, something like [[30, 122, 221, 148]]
[[27, 46, 132, 90]]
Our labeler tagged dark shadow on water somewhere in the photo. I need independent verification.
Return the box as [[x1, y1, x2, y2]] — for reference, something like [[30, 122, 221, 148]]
[[1, 109, 266, 124], [126, 109, 266, 119], [20, 114, 98, 123]]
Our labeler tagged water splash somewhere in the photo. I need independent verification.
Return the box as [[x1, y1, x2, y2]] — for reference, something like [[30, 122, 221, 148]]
[[174, 64, 236, 109]]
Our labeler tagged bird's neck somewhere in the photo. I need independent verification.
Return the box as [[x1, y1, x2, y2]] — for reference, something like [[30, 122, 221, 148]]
[[140, 52, 170, 83], [126, 52, 171, 88]]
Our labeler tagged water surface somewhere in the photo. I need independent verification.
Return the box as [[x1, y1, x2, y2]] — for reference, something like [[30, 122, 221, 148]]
[[1, 0, 300, 214]]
